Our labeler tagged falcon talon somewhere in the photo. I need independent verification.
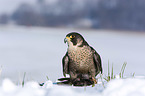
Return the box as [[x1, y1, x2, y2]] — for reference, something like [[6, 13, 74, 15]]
[[62, 32, 103, 86], [92, 77, 97, 84]]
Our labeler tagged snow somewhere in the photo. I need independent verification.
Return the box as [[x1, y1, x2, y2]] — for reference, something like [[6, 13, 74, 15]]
[[103, 78, 145, 96], [2, 79, 17, 92], [0, 25, 145, 95], [42, 80, 53, 88], [0, 78, 145, 96]]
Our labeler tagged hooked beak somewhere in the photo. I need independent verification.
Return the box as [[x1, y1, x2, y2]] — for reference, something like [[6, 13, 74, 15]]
[[64, 36, 70, 43]]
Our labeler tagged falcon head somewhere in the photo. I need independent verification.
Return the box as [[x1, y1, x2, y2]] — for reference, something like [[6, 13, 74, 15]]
[[64, 32, 88, 47]]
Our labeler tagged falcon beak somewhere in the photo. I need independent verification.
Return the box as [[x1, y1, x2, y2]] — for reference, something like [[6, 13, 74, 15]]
[[64, 36, 71, 43]]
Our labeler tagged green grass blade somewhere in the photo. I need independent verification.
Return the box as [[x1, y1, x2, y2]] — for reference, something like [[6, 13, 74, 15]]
[[108, 60, 110, 81], [132, 72, 135, 77], [119, 62, 127, 78], [119, 63, 124, 78], [100, 74, 105, 88], [121, 62, 127, 78], [111, 64, 114, 79], [22, 72, 26, 87], [46, 76, 49, 80], [108, 60, 110, 77]]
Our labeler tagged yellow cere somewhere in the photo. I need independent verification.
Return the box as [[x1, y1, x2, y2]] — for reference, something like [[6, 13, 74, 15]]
[[66, 36, 71, 40]]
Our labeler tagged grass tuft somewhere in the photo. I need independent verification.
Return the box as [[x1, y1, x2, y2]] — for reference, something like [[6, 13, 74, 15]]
[[119, 62, 127, 78], [104, 62, 127, 82]]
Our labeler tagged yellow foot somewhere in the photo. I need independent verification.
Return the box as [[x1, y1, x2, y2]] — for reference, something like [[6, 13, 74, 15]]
[[92, 84, 95, 87], [92, 77, 97, 84], [91, 77, 97, 87]]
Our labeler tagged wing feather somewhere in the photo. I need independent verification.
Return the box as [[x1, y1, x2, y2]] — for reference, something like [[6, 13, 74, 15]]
[[62, 52, 69, 77], [90, 47, 103, 75]]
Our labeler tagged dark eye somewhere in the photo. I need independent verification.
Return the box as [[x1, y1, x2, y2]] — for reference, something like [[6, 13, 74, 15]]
[[70, 35, 75, 38]]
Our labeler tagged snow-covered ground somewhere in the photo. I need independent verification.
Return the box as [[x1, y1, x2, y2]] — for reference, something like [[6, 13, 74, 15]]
[[0, 25, 145, 95], [1, 77, 145, 96]]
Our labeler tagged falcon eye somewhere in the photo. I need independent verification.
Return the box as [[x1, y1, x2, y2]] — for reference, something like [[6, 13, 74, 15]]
[[70, 35, 75, 38]]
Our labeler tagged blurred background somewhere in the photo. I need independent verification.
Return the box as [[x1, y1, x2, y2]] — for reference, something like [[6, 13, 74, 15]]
[[1, 0, 145, 31], [0, 0, 145, 83]]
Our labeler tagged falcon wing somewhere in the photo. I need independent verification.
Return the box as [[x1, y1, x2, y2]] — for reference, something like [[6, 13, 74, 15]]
[[62, 52, 69, 77], [90, 47, 103, 75]]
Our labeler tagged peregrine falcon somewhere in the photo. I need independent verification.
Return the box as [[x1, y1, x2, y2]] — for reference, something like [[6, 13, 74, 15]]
[[62, 32, 102, 86]]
